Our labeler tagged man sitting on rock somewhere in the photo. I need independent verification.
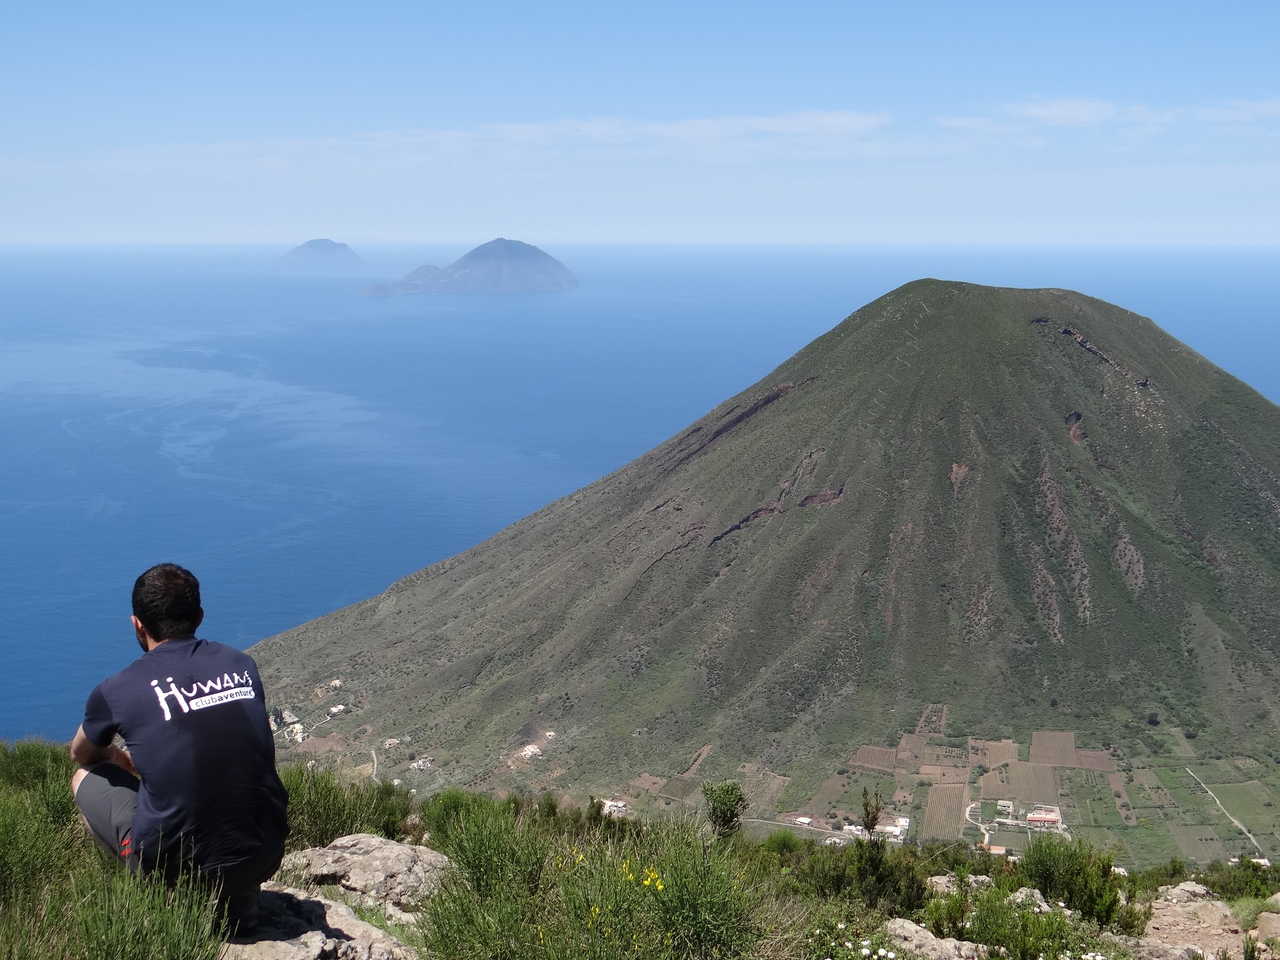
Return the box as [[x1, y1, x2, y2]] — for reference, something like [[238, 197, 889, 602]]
[[69, 563, 289, 932]]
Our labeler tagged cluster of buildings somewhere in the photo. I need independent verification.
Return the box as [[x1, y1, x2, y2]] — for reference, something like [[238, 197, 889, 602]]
[[791, 814, 912, 846], [268, 708, 306, 743], [601, 799, 628, 818], [986, 802, 1063, 833]]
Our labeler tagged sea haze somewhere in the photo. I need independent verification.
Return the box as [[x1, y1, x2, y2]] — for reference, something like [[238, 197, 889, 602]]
[[2, 244, 1277, 740]]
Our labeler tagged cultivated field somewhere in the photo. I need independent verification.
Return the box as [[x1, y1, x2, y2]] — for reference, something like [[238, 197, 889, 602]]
[[922, 783, 968, 840], [776, 706, 1280, 870], [980, 760, 1057, 805], [1209, 780, 1280, 841], [1170, 823, 1229, 862], [1107, 773, 1137, 825], [1077, 750, 1117, 772], [896, 733, 927, 768], [658, 775, 700, 801], [920, 764, 969, 784], [736, 763, 790, 815], [1030, 731, 1078, 766], [970, 738, 1018, 768], [855, 746, 897, 772]]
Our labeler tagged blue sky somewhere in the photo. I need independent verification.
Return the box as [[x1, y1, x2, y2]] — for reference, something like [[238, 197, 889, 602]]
[[3, 1, 1278, 244]]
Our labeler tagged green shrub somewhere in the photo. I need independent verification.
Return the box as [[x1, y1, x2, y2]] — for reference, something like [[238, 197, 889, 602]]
[[702, 780, 748, 838], [0, 741, 73, 793], [419, 787, 491, 845], [760, 830, 805, 856], [964, 888, 1075, 960], [443, 801, 550, 900], [792, 843, 857, 899], [1201, 860, 1280, 900], [64, 863, 224, 960], [420, 816, 766, 960], [278, 764, 413, 850], [784, 837, 924, 915], [0, 740, 223, 958], [923, 882, 971, 939], [0, 788, 77, 902], [1232, 898, 1273, 932], [1018, 835, 1121, 926]]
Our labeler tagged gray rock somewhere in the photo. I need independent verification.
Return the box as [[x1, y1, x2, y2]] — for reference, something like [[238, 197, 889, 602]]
[[1159, 882, 1214, 904], [885, 918, 988, 960], [1103, 934, 1204, 960], [280, 833, 451, 923], [222, 883, 413, 960], [1256, 912, 1280, 941], [927, 875, 958, 895], [927, 875, 995, 896], [1009, 887, 1051, 912]]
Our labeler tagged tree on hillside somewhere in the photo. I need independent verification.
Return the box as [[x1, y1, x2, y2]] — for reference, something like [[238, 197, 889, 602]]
[[702, 780, 748, 838], [860, 787, 884, 840]]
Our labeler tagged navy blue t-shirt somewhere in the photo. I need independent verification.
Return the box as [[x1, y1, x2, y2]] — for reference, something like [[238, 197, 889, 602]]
[[82, 636, 288, 872]]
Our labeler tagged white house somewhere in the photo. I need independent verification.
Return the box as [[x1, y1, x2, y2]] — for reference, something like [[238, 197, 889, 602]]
[[601, 799, 628, 818]]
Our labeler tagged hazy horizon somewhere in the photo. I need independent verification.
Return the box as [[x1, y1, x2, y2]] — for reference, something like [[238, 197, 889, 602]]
[[5, 3, 1278, 246]]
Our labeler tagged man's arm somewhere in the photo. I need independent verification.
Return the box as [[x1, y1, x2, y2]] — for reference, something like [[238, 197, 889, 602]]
[[69, 724, 137, 776]]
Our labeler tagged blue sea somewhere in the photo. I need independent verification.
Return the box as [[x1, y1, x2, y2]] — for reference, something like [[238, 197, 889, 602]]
[[3, 244, 1277, 740]]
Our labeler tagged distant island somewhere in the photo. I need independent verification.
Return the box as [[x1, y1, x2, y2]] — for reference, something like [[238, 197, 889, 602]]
[[389, 238, 576, 294], [281, 238, 363, 271]]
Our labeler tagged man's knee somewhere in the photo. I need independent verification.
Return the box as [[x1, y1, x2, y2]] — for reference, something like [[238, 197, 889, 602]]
[[70, 768, 88, 798]]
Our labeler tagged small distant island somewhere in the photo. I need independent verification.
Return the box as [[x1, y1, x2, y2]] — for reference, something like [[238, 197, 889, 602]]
[[390, 238, 576, 294], [281, 238, 363, 271]]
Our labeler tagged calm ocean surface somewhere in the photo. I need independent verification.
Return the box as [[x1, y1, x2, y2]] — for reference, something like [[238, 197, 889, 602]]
[[3, 244, 1277, 740]]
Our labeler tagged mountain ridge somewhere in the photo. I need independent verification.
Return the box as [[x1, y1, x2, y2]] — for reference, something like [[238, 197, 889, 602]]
[[252, 278, 1280, 810]]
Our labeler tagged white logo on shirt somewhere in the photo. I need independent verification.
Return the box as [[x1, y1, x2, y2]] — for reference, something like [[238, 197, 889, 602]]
[[150, 672, 256, 722]]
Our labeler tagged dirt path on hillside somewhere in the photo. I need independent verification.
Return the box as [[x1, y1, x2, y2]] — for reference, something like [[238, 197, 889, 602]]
[[1185, 767, 1264, 856]]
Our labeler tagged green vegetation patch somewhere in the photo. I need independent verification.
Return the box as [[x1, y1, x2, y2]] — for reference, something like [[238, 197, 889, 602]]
[[1209, 782, 1280, 844]]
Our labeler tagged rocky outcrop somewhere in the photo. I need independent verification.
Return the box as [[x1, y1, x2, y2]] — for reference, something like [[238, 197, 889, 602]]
[[1256, 912, 1280, 940], [223, 883, 413, 960], [280, 833, 452, 924], [1158, 882, 1214, 903], [1008, 886, 1052, 913], [1102, 934, 1206, 960], [926, 874, 994, 895], [1117, 880, 1255, 960], [884, 918, 988, 960]]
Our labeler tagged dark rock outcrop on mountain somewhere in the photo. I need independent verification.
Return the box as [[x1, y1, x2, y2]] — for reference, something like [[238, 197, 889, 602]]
[[281, 239, 363, 271], [253, 280, 1280, 795], [396, 238, 576, 293]]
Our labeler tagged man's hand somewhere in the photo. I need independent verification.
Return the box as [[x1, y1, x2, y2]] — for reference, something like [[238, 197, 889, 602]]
[[107, 744, 137, 777], [69, 724, 136, 778]]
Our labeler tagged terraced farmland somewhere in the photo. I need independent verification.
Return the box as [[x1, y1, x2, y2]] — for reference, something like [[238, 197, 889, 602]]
[[922, 783, 968, 840]]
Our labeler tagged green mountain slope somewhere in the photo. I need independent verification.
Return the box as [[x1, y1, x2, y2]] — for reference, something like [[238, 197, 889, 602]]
[[253, 280, 1280, 796]]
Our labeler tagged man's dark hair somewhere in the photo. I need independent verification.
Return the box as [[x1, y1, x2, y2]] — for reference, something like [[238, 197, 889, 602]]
[[132, 563, 203, 640]]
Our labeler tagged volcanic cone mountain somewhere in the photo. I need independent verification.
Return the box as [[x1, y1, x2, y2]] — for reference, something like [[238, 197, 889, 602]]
[[254, 280, 1280, 795], [397, 238, 576, 293]]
